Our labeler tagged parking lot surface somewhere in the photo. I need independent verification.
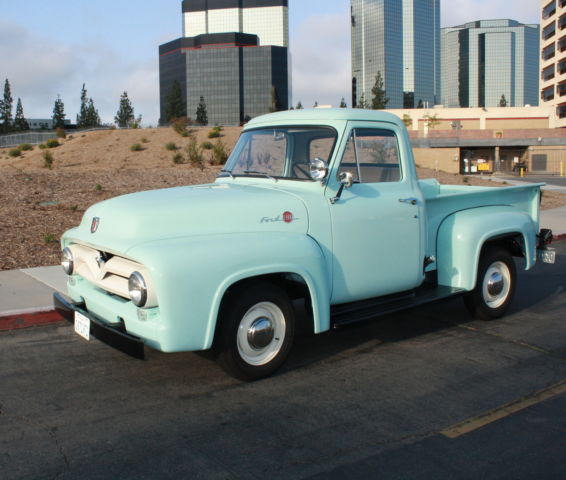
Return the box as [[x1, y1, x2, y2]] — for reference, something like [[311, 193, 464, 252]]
[[1, 242, 565, 479]]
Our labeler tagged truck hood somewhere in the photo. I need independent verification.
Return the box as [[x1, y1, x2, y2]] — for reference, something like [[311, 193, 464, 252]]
[[67, 183, 308, 254]]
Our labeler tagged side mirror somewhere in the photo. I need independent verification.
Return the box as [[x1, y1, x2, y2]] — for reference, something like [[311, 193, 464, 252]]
[[309, 158, 328, 181], [338, 171, 354, 189], [330, 171, 354, 205]]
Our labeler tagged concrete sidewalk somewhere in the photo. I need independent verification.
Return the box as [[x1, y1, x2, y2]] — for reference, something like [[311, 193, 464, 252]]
[[1, 207, 565, 319]]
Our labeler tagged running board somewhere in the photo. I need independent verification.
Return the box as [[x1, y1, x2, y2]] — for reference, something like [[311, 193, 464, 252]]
[[331, 285, 466, 328]]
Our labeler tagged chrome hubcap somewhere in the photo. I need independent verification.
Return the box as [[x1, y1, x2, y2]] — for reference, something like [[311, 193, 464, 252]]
[[487, 272, 504, 296], [247, 317, 275, 350], [482, 261, 511, 309], [237, 302, 286, 366]]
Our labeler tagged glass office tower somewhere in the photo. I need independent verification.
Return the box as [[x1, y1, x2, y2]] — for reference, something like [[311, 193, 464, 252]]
[[182, 0, 289, 47], [441, 20, 540, 108], [159, 1, 289, 125], [159, 33, 289, 125], [351, 0, 440, 109]]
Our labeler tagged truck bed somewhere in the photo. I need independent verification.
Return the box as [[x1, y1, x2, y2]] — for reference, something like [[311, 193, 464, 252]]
[[419, 179, 544, 262]]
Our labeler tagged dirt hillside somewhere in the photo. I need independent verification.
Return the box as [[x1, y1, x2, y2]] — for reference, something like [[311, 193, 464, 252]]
[[0, 126, 564, 270]]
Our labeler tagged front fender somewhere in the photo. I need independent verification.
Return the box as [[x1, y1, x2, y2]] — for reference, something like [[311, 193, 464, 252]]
[[436, 206, 536, 291], [127, 232, 330, 352]]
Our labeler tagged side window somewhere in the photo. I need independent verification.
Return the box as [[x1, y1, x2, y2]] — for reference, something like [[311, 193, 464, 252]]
[[338, 128, 401, 183]]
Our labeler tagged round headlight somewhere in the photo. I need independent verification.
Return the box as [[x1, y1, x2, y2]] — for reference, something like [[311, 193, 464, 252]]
[[128, 272, 147, 308], [61, 247, 74, 275]]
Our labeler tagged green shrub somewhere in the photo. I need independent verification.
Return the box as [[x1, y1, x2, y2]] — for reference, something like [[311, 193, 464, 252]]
[[46, 138, 60, 148], [181, 130, 189, 137], [19, 143, 33, 151], [95, 184, 102, 191], [130, 143, 143, 152], [186, 136, 204, 170], [172, 152, 185, 164], [171, 117, 189, 136], [43, 150, 54, 169], [141, 137, 150, 143], [201, 141, 214, 150], [38, 143, 47, 149], [207, 129, 220, 139], [211, 139, 228, 165], [8, 148, 21, 157], [44, 234, 57, 244], [55, 127, 66, 139], [165, 142, 178, 151]]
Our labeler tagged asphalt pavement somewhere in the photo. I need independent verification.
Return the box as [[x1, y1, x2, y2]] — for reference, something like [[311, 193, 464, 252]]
[[1, 242, 565, 479]]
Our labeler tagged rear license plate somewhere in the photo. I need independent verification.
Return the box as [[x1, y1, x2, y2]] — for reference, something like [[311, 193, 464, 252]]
[[74, 311, 91, 341], [537, 248, 556, 264]]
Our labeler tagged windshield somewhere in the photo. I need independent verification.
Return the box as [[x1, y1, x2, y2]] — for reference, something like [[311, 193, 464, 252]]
[[220, 126, 337, 180]]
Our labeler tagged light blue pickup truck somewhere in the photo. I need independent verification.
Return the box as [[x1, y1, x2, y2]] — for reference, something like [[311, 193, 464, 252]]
[[54, 109, 555, 380]]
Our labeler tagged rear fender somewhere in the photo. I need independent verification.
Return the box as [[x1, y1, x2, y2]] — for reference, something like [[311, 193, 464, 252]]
[[436, 206, 536, 291]]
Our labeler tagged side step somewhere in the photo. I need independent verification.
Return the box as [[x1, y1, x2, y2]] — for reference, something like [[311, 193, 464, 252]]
[[331, 285, 466, 328]]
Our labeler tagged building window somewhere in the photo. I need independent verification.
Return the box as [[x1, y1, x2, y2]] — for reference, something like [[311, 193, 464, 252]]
[[558, 104, 566, 118], [542, 64, 555, 82], [543, 1, 556, 19], [542, 43, 556, 60], [541, 86, 555, 102], [558, 82, 566, 97], [559, 58, 566, 74], [543, 22, 556, 41], [560, 14, 566, 31]]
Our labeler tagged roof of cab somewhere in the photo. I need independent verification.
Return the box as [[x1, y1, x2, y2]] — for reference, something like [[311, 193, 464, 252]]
[[244, 108, 405, 130]]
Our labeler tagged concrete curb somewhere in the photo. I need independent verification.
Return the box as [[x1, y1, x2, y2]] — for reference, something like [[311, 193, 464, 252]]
[[0, 310, 64, 331]]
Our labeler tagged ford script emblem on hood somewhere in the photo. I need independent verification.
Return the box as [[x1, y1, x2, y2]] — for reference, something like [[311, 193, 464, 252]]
[[91, 217, 100, 233]]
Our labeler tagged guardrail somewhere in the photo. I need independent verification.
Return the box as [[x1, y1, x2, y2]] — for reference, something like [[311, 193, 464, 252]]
[[0, 128, 114, 148]]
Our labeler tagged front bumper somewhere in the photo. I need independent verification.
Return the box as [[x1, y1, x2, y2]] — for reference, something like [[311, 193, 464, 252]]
[[53, 292, 145, 359]]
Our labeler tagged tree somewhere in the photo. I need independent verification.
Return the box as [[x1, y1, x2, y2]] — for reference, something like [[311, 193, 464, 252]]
[[269, 86, 280, 113], [52, 95, 66, 129], [339, 97, 347, 108], [313, 101, 319, 108], [14, 98, 29, 131], [357, 92, 369, 109], [295, 101, 304, 110], [424, 113, 440, 129], [499, 94, 508, 107], [196, 96, 208, 125], [77, 84, 89, 128], [1, 79, 13, 133], [86, 98, 101, 127], [402, 113, 413, 128], [371, 71, 388, 109], [417, 99, 424, 109], [164, 80, 185, 124], [114, 92, 134, 127]]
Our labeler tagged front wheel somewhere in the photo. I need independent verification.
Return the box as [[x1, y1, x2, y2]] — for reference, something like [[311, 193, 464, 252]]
[[464, 246, 516, 321], [218, 283, 295, 381]]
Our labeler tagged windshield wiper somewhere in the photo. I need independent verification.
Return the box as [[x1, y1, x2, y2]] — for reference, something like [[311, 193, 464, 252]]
[[243, 170, 277, 182], [219, 169, 234, 179]]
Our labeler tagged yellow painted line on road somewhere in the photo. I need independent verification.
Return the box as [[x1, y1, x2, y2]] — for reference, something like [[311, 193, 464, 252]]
[[441, 380, 566, 439]]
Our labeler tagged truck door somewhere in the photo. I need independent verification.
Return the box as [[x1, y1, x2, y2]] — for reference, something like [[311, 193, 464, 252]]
[[327, 123, 424, 304]]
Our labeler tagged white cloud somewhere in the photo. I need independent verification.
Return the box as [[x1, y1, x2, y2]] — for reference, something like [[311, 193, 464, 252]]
[[0, 19, 160, 125], [290, 13, 351, 107]]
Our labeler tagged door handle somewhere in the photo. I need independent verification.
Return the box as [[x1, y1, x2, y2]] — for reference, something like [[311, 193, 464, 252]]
[[398, 197, 418, 205]]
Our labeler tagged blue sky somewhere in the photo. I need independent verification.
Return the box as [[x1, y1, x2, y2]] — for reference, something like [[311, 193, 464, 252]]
[[0, 0, 538, 125]]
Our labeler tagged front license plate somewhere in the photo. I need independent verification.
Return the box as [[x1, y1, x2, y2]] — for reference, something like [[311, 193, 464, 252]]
[[74, 311, 91, 341], [537, 248, 556, 264]]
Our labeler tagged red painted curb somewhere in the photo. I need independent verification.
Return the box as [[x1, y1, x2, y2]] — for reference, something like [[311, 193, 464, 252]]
[[0, 310, 65, 332], [554, 234, 566, 242]]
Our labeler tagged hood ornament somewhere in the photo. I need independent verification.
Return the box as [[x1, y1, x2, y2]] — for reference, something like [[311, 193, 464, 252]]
[[91, 217, 100, 233]]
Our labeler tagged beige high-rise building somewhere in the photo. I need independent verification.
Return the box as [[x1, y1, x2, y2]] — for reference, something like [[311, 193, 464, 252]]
[[540, 0, 566, 127]]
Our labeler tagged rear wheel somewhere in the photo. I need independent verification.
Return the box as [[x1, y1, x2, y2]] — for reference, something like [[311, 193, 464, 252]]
[[464, 246, 516, 320], [218, 283, 295, 381]]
